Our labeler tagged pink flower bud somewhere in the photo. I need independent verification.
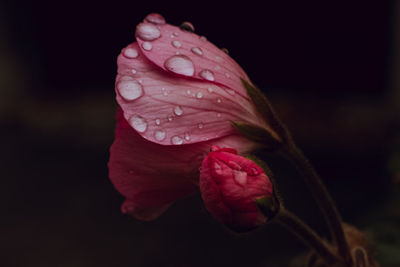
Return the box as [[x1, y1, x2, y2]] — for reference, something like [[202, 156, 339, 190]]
[[199, 146, 275, 230]]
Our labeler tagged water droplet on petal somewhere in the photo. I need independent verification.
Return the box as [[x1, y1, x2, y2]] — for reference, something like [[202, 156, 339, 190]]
[[198, 123, 204, 129], [184, 132, 190, 141], [249, 167, 259, 176], [233, 170, 247, 185], [229, 161, 242, 170], [145, 13, 166, 25], [155, 118, 161, 125], [199, 36, 207, 41], [180, 21, 194, 32], [216, 113, 221, 118], [207, 87, 213, 93], [136, 23, 161, 41], [191, 47, 203, 56], [171, 135, 183, 145], [124, 48, 139, 58], [155, 130, 166, 141], [117, 80, 143, 101], [213, 162, 223, 175], [199, 69, 215, 81], [167, 115, 173, 122], [174, 106, 183, 116], [173, 32, 179, 37], [216, 98, 222, 103], [171, 40, 182, 48], [196, 92, 203, 99], [142, 41, 152, 51], [186, 89, 191, 95], [129, 115, 147, 133], [226, 89, 235, 95], [131, 69, 137, 74], [221, 48, 229, 54], [164, 55, 195, 76]]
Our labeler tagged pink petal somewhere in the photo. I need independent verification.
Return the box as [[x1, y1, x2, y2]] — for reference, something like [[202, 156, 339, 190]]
[[116, 43, 265, 145], [108, 109, 257, 220], [135, 19, 251, 96]]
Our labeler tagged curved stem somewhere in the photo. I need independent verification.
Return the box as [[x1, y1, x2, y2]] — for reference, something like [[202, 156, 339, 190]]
[[282, 140, 351, 264], [276, 208, 339, 265]]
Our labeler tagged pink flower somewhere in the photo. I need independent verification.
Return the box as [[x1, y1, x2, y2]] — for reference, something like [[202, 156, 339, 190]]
[[109, 109, 255, 220], [199, 146, 274, 230], [109, 13, 272, 220]]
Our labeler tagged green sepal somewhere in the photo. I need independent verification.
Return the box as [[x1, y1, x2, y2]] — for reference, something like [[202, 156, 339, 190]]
[[241, 79, 287, 139], [254, 196, 280, 220], [245, 154, 284, 211], [231, 121, 283, 150], [245, 154, 274, 178]]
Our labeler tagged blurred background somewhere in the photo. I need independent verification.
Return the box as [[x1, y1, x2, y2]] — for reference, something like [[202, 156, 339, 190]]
[[1, 0, 399, 266]]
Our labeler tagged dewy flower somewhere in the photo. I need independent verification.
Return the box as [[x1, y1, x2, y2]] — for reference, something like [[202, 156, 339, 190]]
[[108, 13, 276, 220], [199, 146, 275, 230]]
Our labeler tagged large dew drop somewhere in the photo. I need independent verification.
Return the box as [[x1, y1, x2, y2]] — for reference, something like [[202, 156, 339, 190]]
[[164, 55, 195, 76], [117, 79, 143, 101], [144, 13, 166, 25], [129, 115, 147, 133], [154, 130, 166, 141], [123, 48, 139, 59], [171, 136, 183, 145], [199, 69, 215, 81], [136, 23, 161, 41], [174, 106, 183, 116]]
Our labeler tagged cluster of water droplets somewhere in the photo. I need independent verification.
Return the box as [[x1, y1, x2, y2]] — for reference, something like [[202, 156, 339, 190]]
[[119, 14, 240, 145], [137, 14, 226, 83]]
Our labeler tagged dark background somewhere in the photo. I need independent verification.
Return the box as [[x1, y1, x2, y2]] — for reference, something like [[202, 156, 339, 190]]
[[1, 1, 400, 266]]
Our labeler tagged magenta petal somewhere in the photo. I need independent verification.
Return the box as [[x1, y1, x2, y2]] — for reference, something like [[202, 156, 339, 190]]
[[135, 22, 251, 96], [108, 109, 257, 220], [116, 43, 264, 145]]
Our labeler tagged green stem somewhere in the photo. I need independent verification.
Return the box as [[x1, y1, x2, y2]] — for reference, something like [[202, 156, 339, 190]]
[[276, 208, 339, 265], [282, 140, 351, 264]]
